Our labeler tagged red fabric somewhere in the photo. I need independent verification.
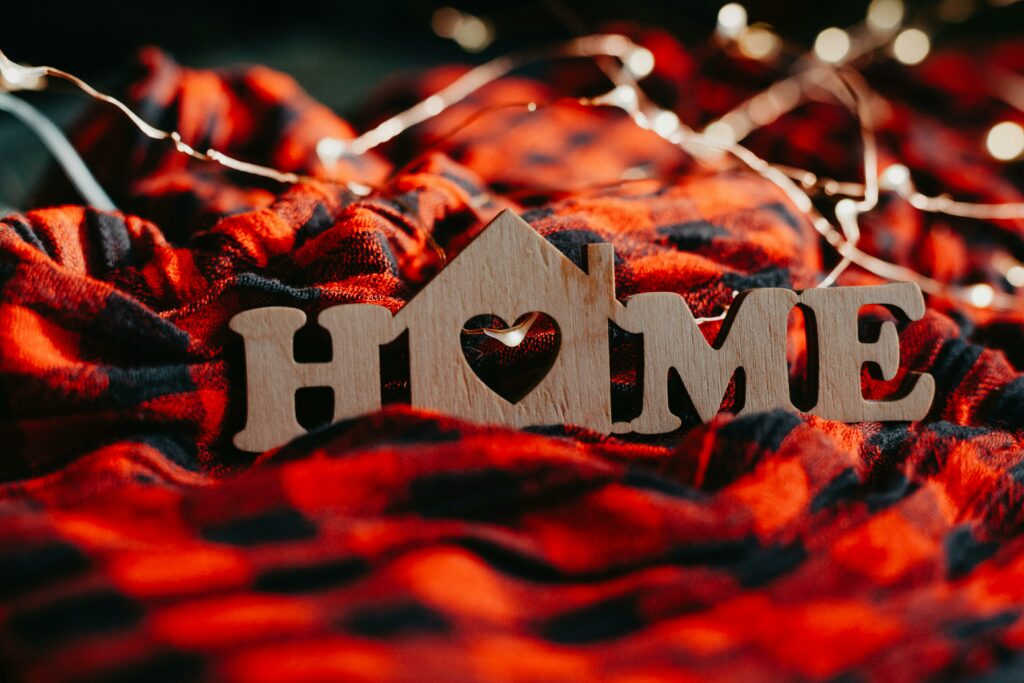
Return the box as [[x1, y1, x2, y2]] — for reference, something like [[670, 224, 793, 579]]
[[3, 38, 1024, 682]]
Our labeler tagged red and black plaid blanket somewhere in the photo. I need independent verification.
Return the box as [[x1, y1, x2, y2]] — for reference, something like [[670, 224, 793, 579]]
[[3, 33, 1024, 682]]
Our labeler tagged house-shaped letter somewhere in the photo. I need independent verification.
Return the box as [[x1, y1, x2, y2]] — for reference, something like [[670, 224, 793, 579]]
[[397, 210, 618, 432]]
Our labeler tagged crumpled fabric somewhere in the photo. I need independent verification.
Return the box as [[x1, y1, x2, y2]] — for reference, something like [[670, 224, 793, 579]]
[[2, 35, 1024, 682]]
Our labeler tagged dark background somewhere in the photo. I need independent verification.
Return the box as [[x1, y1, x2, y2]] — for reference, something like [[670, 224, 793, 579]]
[[1, 0, 1020, 210], [3, 1, 892, 80]]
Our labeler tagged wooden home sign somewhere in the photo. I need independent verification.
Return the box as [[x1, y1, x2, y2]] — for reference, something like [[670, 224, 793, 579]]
[[231, 210, 935, 452]]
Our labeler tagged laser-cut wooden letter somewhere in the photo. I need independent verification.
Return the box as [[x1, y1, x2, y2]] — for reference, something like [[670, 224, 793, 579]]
[[231, 304, 396, 452], [613, 288, 798, 433], [799, 282, 934, 422], [397, 210, 618, 432], [230, 210, 936, 452]]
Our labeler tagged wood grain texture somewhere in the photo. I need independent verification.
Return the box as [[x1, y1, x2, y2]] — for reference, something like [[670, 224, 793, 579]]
[[229, 210, 935, 452], [401, 210, 617, 432], [798, 282, 934, 422], [230, 304, 397, 452], [612, 288, 797, 433]]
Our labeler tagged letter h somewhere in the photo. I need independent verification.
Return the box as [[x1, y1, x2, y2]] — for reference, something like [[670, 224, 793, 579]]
[[230, 305, 395, 451]]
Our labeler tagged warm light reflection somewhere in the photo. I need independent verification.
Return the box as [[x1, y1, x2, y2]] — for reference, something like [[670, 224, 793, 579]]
[[625, 47, 656, 79], [716, 3, 748, 40], [968, 284, 995, 308], [987, 121, 1024, 161], [814, 27, 851, 63], [431, 7, 494, 53], [703, 120, 738, 145], [738, 27, 781, 61], [867, 0, 905, 31], [1007, 265, 1024, 288], [893, 28, 931, 65]]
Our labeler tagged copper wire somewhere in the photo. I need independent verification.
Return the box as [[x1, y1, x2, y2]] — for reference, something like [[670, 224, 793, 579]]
[[0, 4, 1022, 321], [0, 48, 304, 187]]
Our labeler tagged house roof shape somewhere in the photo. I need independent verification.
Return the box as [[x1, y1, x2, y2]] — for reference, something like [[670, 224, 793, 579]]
[[394, 209, 608, 318]]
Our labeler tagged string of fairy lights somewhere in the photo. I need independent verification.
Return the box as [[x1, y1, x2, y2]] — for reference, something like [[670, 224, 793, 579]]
[[0, 0, 1022, 324], [707, 0, 1024, 309], [318, 0, 1024, 312]]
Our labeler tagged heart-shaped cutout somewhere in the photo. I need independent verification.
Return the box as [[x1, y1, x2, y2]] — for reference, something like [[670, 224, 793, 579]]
[[460, 312, 560, 404]]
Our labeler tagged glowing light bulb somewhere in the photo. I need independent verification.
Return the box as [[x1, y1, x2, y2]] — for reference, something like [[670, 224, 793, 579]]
[[737, 26, 781, 60], [423, 95, 444, 116], [0, 54, 45, 91], [814, 28, 851, 64], [378, 118, 403, 141], [605, 85, 638, 110], [747, 93, 779, 125], [316, 138, 346, 161], [652, 109, 680, 137], [454, 15, 494, 52], [893, 28, 931, 65], [835, 198, 859, 219], [483, 312, 539, 347], [703, 121, 738, 146], [867, 0, 905, 31], [626, 47, 655, 79], [717, 3, 748, 40], [347, 181, 372, 197], [431, 7, 494, 53], [986, 121, 1024, 161], [880, 164, 913, 193], [968, 283, 995, 308], [1006, 265, 1024, 288], [431, 7, 461, 38]]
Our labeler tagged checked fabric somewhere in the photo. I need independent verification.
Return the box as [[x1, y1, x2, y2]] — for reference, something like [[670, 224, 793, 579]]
[[3, 32, 1024, 682]]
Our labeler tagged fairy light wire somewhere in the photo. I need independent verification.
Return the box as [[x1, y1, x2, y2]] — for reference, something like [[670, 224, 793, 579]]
[[0, 48, 304, 187], [315, 34, 654, 164], [0, 0, 1021, 320], [0, 91, 116, 210]]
